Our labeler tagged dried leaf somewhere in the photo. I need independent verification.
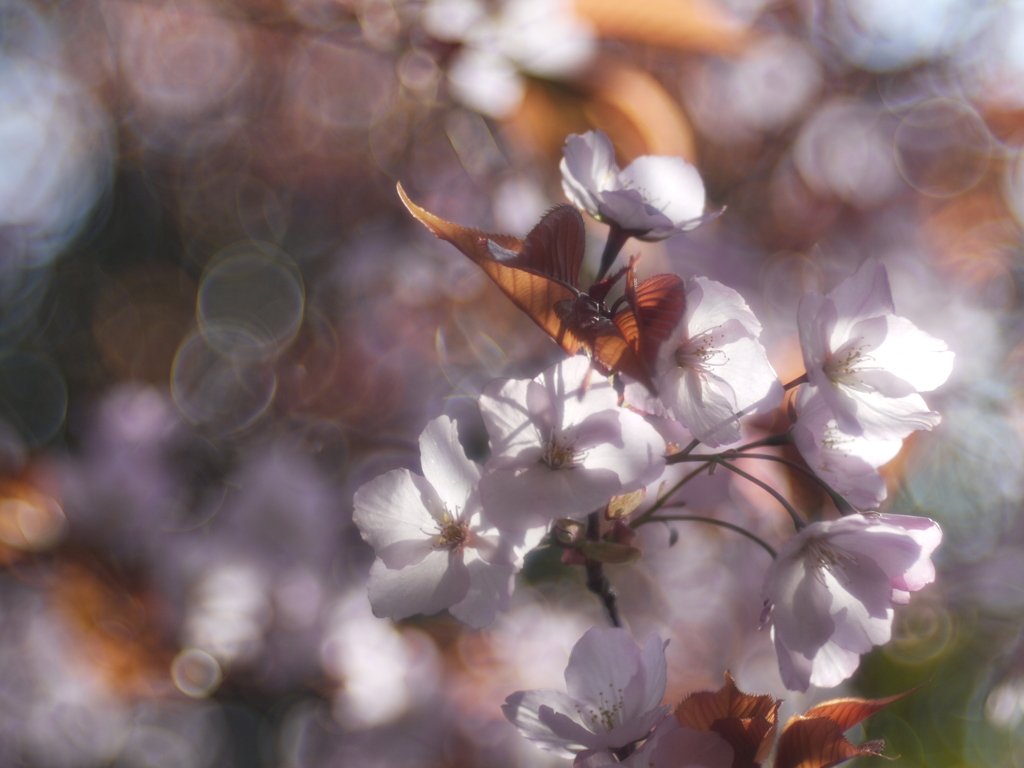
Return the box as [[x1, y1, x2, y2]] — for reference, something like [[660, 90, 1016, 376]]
[[607, 488, 647, 519]]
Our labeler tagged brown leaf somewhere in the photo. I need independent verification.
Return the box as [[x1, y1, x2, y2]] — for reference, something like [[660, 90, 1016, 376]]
[[801, 689, 916, 732], [675, 672, 780, 768], [773, 717, 887, 768], [774, 688, 916, 768]]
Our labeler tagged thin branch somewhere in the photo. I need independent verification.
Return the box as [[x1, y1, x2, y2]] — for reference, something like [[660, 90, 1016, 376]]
[[631, 461, 714, 528], [727, 452, 857, 515], [641, 515, 777, 559], [678, 438, 701, 458], [716, 459, 807, 531], [783, 373, 808, 391]]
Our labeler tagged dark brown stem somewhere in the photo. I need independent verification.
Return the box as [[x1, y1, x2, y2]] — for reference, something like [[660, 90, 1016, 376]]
[[585, 511, 621, 627], [595, 223, 631, 282]]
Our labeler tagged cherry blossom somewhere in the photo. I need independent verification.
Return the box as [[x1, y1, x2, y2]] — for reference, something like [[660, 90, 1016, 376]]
[[625, 276, 783, 447], [797, 259, 954, 440], [560, 130, 708, 241], [478, 356, 666, 531], [793, 389, 903, 510], [352, 415, 537, 628], [423, 0, 595, 118], [502, 627, 670, 758], [761, 513, 942, 692]]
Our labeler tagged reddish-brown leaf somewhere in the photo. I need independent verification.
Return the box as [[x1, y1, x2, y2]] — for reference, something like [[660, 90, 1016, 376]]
[[627, 270, 686, 369], [773, 717, 887, 768], [675, 672, 780, 768], [398, 183, 586, 356], [801, 689, 915, 732]]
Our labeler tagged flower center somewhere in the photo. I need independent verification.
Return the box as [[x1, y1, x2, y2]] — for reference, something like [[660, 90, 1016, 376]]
[[576, 685, 626, 733], [434, 512, 471, 552], [541, 432, 581, 470], [674, 332, 723, 373], [801, 537, 857, 583], [824, 343, 871, 387]]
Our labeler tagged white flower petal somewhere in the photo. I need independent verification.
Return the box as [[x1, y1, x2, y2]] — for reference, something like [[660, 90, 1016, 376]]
[[559, 130, 709, 240], [365, 550, 470, 621], [502, 689, 588, 757], [867, 315, 955, 393], [448, 553, 516, 628], [353, 469, 442, 566], [618, 155, 706, 234], [419, 415, 482, 515], [826, 259, 894, 345]]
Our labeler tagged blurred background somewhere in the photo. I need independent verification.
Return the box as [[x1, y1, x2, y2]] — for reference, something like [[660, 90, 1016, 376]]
[[1, 0, 1023, 765]]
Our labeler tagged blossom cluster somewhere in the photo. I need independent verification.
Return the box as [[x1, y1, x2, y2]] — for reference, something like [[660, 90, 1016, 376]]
[[502, 625, 910, 767], [353, 129, 952, 735]]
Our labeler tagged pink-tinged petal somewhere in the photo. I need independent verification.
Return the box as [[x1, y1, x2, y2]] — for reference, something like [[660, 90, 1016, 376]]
[[571, 408, 665, 488], [541, 706, 606, 749], [773, 629, 814, 693], [575, 749, 619, 767], [868, 315, 954, 392], [818, 555, 894, 648], [636, 634, 671, 714], [543, 356, 619, 427], [601, 705, 672, 750], [617, 155, 706, 235], [448, 552, 516, 628], [353, 469, 441, 566], [842, 389, 941, 440], [793, 392, 901, 510], [714, 336, 784, 414], [873, 514, 941, 593], [419, 415, 481, 515], [480, 461, 623, 529], [365, 550, 469, 621], [645, 724, 735, 768], [480, 376, 543, 461], [598, 188, 673, 234], [797, 291, 834, 380], [764, 541, 837, 656], [502, 689, 587, 757], [685, 277, 761, 338], [808, 639, 865, 689], [826, 259, 895, 345], [663, 368, 743, 447], [565, 627, 643, 707]]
